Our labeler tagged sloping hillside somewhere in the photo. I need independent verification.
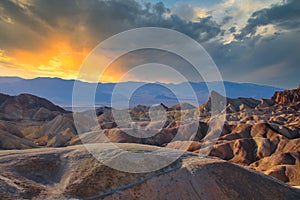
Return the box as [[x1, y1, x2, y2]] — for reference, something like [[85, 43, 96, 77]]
[[0, 144, 299, 199]]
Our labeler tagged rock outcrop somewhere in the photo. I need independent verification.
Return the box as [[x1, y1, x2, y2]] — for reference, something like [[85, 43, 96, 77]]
[[272, 86, 300, 105]]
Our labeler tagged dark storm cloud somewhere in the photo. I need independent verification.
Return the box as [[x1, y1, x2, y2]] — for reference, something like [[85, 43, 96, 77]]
[[205, 30, 300, 88], [235, 0, 300, 40], [108, 48, 202, 82], [0, 0, 222, 52], [228, 27, 236, 33], [221, 16, 233, 25], [0, 0, 51, 51]]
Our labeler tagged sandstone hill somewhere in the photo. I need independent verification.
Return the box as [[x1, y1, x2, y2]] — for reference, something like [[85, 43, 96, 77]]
[[0, 144, 299, 199]]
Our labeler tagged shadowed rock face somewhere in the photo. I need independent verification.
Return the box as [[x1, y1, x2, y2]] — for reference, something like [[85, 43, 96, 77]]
[[0, 144, 299, 200], [0, 93, 67, 121]]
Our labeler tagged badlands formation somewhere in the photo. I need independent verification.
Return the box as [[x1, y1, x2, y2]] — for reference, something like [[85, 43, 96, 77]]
[[0, 86, 299, 199], [0, 144, 300, 199]]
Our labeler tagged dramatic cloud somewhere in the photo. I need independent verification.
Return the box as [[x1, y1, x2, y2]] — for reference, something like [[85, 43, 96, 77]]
[[0, 0, 299, 88], [234, 0, 300, 40], [0, 0, 223, 81], [205, 30, 300, 88], [0, 0, 222, 49]]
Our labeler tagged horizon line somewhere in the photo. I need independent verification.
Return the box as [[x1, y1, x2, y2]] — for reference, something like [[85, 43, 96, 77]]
[[0, 75, 288, 89]]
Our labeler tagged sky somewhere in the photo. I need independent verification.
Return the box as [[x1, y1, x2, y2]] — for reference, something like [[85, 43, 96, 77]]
[[0, 0, 299, 88]]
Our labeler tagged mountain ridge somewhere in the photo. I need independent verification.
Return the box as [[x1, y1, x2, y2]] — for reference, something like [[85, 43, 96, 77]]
[[0, 76, 284, 109]]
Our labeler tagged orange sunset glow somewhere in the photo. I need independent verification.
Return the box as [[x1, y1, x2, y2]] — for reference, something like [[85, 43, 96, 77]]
[[0, 39, 129, 83], [0, 39, 91, 80]]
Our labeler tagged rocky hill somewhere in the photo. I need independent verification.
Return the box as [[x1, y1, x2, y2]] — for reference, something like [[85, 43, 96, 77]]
[[0, 93, 67, 121], [0, 93, 75, 149], [0, 144, 299, 199]]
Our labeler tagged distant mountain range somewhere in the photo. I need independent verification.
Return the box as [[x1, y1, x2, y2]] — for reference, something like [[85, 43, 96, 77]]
[[0, 77, 284, 109]]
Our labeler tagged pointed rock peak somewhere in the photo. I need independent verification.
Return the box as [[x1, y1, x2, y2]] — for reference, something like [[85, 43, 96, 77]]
[[209, 91, 227, 104], [210, 90, 226, 98]]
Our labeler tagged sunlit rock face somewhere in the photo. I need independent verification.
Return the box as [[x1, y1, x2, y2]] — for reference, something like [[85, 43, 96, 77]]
[[272, 86, 300, 105]]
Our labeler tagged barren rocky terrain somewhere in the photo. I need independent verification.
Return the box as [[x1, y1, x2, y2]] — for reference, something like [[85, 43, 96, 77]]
[[0, 144, 300, 199], [0, 86, 299, 199]]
